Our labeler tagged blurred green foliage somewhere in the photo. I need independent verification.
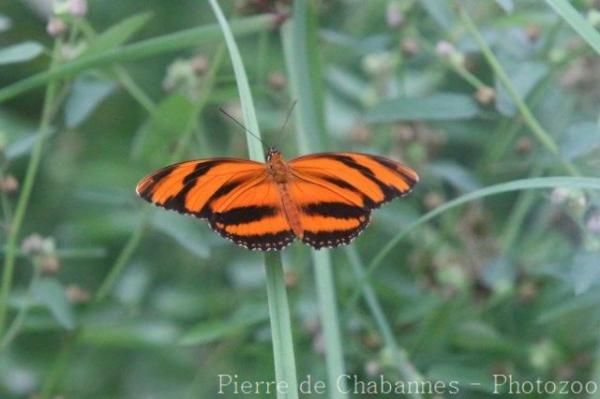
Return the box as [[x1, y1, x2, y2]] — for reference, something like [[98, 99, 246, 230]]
[[1, 0, 600, 398]]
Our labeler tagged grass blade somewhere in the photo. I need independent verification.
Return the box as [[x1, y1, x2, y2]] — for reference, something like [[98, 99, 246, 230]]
[[546, 0, 600, 55], [346, 247, 424, 399], [208, 2, 298, 398], [351, 176, 600, 302], [282, 4, 347, 396]]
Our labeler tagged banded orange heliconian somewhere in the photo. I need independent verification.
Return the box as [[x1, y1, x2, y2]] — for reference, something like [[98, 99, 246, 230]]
[[136, 148, 418, 251]]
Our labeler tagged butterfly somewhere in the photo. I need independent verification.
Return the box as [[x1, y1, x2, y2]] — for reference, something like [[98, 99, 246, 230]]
[[136, 148, 418, 251]]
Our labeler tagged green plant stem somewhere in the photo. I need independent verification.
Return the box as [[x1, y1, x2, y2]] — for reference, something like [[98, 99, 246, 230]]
[[0, 258, 42, 350], [0, 247, 106, 259], [264, 252, 299, 398], [208, 2, 297, 398], [500, 165, 544, 253], [0, 41, 62, 339], [348, 177, 600, 307], [346, 247, 424, 399], [312, 250, 346, 396], [281, 4, 347, 395], [0, 14, 277, 104], [458, 5, 578, 177], [95, 212, 147, 301], [114, 67, 156, 113], [420, 39, 487, 91], [39, 334, 76, 399]]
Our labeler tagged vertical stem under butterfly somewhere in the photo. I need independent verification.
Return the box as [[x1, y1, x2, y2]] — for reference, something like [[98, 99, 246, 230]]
[[209, 1, 299, 398], [264, 252, 299, 398], [282, 3, 348, 397]]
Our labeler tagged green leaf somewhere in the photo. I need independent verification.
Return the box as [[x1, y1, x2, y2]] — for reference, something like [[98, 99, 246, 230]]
[[0, 14, 275, 103], [5, 129, 54, 160], [428, 364, 493, 392], [282, 2, 328, 152], [495, 0, 514, 13], [32, 278, 75, 330], [560, 121, 600, 160], [114, 264, 150, 306], [420, 0, 455, 30], [0, 41, 44, 65], [151, 212, 210, 259], [570, 250, 600, 295], [65, 76, 116, 128], [82, 12, 153, 57], [365, 93, 480, 122], [363, 177, 600, 280], [495, 61, 547, 116], [538, 289, 600, 323], [179, 305, 268, 346], [428, 161, 482, 192], [451, 321, 516, 353], [0, 14, 11, 32], [79, 321, 179, 348], [132, 94, 195, 162]]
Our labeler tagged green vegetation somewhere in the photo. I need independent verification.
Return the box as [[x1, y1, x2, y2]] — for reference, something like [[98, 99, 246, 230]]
[[1, 0, 600, 398]]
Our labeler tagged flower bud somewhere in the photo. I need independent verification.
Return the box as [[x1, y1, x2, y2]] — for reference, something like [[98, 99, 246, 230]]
[[401, 38, 419, 57], [435, 40, 455, 57], [66, 285, 90, 304], [587, 211, 600, 234], [21, 234, 45, 255], [588, 9, 600, 27], [475, 86, 496, 105], [40, 255, 60, 274], [68, 0, 87, 17], [386, 1, 404, 28], [47, 17, 67, 37], [0, 175, 18, 193], [268, 71, 286, 91]]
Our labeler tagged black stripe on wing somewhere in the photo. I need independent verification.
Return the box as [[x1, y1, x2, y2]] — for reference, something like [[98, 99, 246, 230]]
[[302, 202, 369, 219], [301, 216, 370, 250], [368, 155, 419, 187], [318, 175, 377, 209], [323, 154, 401, 202], [212, 205, 278, 225]]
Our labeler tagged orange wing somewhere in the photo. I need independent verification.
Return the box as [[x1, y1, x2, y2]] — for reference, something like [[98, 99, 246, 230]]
[[136, 158, 294, 250], [288, 152, 418, 249]]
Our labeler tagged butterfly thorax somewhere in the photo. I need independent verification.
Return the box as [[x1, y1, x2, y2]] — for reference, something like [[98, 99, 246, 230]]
[[266, 149, 290, 184]]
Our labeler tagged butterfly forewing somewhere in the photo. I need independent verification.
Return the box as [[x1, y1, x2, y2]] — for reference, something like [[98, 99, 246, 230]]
[[136, 158, 264, 217], [208, 178, 294, 251], [289, 152, 418, 206]]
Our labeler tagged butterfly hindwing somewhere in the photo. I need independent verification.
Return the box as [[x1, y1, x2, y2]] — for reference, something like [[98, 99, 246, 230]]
[[208, 178, 294, 251], [288, 171, 371, 249]]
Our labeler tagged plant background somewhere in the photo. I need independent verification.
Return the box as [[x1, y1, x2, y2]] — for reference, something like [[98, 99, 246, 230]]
[[1, 0, 600, 398]]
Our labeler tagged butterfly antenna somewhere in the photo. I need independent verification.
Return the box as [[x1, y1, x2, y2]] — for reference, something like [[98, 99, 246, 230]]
[[219, 107, 268, 150], [276, 99, 298, 148]]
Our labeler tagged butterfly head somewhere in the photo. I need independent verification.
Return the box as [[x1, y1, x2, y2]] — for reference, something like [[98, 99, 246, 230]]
[[266, 147, 281, 162]]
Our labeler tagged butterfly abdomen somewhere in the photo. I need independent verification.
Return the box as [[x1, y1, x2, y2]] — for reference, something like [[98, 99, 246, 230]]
[[276, 182, 304, 239]]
